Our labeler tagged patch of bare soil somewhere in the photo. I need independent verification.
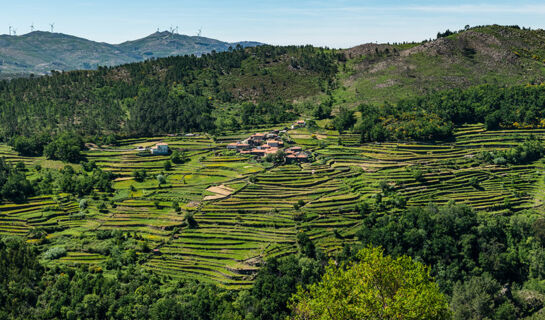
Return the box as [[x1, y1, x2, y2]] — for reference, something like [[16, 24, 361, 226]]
[[203, 185, 235, 201]]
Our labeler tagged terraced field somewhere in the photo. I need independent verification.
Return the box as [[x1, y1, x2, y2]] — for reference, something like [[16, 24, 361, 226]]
[[1, 124, 545, 288], [313, 124, 545, 214]]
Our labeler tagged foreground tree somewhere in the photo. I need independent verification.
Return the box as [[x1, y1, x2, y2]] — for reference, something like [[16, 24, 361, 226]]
[[289, 247, 450, 320]]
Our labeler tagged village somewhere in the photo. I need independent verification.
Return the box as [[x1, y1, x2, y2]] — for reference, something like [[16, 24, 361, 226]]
[[130, 120, 310, 162], [226, 120, 311, 163]]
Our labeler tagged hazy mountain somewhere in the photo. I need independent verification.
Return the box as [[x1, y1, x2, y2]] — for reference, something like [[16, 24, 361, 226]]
[[0, 31, 262, 76], [117, 31, 262, 59]]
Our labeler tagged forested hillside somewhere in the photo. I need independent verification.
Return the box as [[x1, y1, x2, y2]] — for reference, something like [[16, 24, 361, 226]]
[[3, 25, 545, 143], [0, 45, 340, 139]]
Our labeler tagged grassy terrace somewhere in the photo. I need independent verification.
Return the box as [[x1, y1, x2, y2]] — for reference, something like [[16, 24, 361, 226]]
[[1, 124, 545, 288], [310, 124, 545, 215]]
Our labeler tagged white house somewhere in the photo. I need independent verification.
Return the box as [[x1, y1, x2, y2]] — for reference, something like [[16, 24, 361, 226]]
[[150, 143, 169, 155]]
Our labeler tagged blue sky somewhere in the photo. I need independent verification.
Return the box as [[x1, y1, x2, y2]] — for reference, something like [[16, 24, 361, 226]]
[[2, 0, 545, 48]]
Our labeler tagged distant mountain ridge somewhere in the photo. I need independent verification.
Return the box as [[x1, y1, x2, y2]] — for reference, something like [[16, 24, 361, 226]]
[[0, 31, 262, 75]]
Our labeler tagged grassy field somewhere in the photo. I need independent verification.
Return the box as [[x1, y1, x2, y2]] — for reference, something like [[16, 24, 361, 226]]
[[2, 123, 545, 288]]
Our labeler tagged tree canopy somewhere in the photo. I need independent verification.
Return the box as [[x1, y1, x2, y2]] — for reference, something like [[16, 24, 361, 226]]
[[290, 247, 450, 320]]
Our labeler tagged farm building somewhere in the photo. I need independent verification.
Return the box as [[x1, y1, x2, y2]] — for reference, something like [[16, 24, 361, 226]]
[[266, 140, 282, 147], [286, 146, 302, 153], [291, 120, 306, 129], [265, 147, 280, 154], [150, 143, 169, 155], [227, 142, 250, 150], [250, 133, 266, 142], [250, 149, 266, 156], [285, 152, 310, 163]]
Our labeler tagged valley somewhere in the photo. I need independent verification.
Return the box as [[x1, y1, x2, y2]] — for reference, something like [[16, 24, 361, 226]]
[[2, 122, 544, 290]]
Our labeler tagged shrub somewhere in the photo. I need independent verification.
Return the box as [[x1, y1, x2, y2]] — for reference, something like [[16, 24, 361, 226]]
[[81, 160, 97, 172], [11, 134, 50, 156], [1, 172, 33, 203], [97, 201, 108, 213], [493, 157, 507, 165], [156, 174, 166, 185], [43, 246, 67, 260], [185, 212, 198, 229], [172, 201, 181, 213], [133, 169, 147, 182], [170, 150, 188, 164], [412, 169, 424, 182], [469, 177, 479, 188], [332, 107, 356, 132], [141, 240, 151, 253], [44, 133, 85, 163], [357, 202, 371, 216], [79, 199, 88, 210]]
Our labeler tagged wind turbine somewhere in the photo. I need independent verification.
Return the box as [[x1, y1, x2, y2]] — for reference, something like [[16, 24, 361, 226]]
[[12, 28, 16, 36], [30, 23, 34, 32], [8, 26, 12, 36], [175, 26, 179, 34], [197, 27, 202, 37], [49, 23, 54, 33]]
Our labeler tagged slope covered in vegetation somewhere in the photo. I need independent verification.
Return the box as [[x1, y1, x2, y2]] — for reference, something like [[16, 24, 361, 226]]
[[0, 45, 340, 139], [335, 25, 545, 106], [3, 25, 545, 319], [3, 25, 545, 143]]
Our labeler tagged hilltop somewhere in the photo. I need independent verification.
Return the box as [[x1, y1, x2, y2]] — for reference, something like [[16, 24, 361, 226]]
[[335, 25, 545, 105], [118, 31, 262, 59], [0, 31, 262, 75]]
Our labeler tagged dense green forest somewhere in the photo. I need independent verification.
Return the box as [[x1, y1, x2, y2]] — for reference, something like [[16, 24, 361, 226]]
[[334, 85, 545, 143], [3, 40, 545, 145], [0, 45, 340, 140]]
